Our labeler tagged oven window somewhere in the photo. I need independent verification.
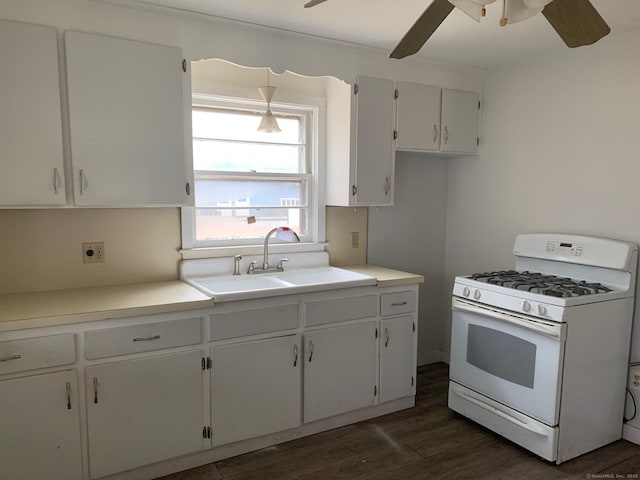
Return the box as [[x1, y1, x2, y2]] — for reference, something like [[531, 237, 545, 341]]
[[467, 324, 537, 388]]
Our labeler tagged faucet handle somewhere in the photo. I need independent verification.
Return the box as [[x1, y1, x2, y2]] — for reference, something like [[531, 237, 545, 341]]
[[247, 261, 257, 274], [276, 258, 289, 271]]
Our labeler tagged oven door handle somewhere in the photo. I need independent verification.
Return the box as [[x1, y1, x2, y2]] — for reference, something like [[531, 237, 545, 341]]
[[450, 384, 551, 437], [452, 298, 564, 340]]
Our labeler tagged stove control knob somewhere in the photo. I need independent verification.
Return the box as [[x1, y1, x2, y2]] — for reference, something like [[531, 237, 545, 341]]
[[473, 290, 481, 300], [538, 304, 547, 316], [522, 301, 531, 312], [463, 287, 470, 297]]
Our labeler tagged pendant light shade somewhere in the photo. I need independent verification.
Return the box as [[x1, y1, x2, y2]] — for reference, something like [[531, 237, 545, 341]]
[[257, 71, 281, 133]]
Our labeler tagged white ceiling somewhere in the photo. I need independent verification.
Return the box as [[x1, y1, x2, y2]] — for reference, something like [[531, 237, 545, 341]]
[[123, 0, 640, 68]]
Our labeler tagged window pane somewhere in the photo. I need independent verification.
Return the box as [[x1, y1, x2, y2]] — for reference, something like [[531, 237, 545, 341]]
[[193, 109, 302, 144], [196, 208, 308, 242], [194, 178, 307, 241], [193, 140, 304, 174]]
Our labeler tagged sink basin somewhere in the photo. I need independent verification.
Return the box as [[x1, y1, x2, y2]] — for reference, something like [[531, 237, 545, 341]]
[[276, 267, 377, 287], [184, 266, 377, 302]]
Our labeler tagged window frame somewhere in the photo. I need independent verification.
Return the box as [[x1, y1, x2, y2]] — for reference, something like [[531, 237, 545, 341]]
[[181, 92, 325, 254]]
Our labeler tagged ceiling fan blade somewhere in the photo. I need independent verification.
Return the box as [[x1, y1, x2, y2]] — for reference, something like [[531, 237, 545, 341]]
[[542, 0, 610, 48], [304, 0, 327, 8], [390, 0, 455, 59]]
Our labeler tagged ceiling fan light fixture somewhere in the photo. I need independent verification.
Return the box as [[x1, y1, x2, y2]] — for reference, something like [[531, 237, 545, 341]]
[[449, 0, 485, 21], [501, 0, 542, 25], [523, 0, 554, 9]]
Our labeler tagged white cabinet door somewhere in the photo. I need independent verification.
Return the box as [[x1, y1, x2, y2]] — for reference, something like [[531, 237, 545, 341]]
[[304, 321, 377, 423], [86, 350, 203, 479], [441, 88, 480, 154], [210, 334, 302, 446], [65, 31, 191, 207], [380, 316, 416, 403], [354, 76, 396, 205], [0, 20, 65, 206], [0, 370, 82, 480], [396, 82, 441, 152]]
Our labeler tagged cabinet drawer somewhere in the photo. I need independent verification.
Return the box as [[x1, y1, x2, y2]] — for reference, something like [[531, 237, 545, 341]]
[[381, 291, 416, 317], [0, 334, 76, 375], [304, 295, 377, 327], [210, 304, 298, 341], [84, 317, 201, 360]]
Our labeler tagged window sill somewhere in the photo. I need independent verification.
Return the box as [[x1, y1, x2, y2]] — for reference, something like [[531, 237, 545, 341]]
[[179, 242, 327, 260]]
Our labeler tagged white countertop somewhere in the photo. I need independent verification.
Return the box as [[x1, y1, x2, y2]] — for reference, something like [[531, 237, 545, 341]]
[[0, 281, 214, 332], [0, 265, 422, 333]]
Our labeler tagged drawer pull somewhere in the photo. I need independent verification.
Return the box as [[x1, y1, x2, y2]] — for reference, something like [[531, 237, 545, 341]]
[[93, 377, 99, 404], [384, 328, 390, 348], [0, 354, 22, 362], [391, 301, 408, 307], [293, 344, 298, 367], [66, 382, 72, 410], [132, 335, 161, 342]]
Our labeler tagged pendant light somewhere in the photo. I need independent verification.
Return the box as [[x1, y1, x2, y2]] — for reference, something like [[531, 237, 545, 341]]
[[257, 69, 281, 133]]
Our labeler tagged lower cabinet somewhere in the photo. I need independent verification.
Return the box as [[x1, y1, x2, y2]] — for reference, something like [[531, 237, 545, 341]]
[[303, 321, 377, 423], [85, 350, 204, 479], [380, 316, 416, 403], [210, 334, 302, 446], [0, 370, 82, 480]]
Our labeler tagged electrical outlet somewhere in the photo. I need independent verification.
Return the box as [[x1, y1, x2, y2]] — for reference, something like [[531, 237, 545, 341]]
[[350, 232, 359, 249], [83, 242, 105, 264]]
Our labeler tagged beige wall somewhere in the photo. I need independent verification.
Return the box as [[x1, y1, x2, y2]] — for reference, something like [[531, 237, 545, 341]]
[[325, 207, 368, 265], [0, 208, 181, 294]]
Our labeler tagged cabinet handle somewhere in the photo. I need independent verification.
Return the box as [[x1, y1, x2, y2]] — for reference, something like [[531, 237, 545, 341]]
[[391, 301, 408, 306], [79, 169, 88, 195], [444, 126, 449, 144], [53, 168, 62, 195], [384, 328, 390, 348], [66, 381, 72, 410], [433, 124, 438, 144], [308, 341, 314, 362], [0, 354, 21, 362], [293, 344, 298, 367], [93, 377, 99, 404], [384, 177, 390, 196], [132, 335, 161, 342]]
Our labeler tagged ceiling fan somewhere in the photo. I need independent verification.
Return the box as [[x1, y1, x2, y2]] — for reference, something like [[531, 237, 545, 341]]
[[304, 0, 611, 59]]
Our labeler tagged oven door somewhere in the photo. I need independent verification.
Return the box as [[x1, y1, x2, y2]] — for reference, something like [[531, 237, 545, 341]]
[[450, 297, 566, 426]]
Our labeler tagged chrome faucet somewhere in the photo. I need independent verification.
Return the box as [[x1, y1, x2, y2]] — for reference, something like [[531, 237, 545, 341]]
[[261, 227, 300, 271]]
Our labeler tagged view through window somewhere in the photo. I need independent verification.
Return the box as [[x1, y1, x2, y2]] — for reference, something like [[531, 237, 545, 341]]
[[191, 103, 313, 246]]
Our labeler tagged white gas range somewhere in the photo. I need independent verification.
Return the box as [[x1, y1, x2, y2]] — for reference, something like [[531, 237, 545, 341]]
[[448, 233, 638, 464]]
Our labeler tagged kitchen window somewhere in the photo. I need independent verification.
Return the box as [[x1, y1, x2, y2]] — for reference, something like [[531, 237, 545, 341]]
[[182, 94, 322, 249]]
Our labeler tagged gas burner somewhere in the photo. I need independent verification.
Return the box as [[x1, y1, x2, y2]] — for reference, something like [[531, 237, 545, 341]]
[[468, 270, 614, 298]]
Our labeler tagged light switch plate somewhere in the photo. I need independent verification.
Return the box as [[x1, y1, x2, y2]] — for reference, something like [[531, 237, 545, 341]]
[[350, 232, 359, 249]]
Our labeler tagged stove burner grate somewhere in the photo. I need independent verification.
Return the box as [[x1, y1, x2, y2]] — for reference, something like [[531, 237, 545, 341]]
[[468, 270, 613, 298]]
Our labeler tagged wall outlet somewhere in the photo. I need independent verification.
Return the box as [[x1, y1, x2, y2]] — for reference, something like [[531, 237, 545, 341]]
[[83, 242, 105, 264], [350, 232, 359, 249]]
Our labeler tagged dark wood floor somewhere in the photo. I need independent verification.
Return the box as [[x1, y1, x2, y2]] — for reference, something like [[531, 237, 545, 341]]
[[158, 363, 640, 480]]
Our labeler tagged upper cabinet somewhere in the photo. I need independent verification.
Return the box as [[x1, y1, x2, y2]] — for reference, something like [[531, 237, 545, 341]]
[[65, 31, 193, 207], [0, 20, 66, 206], [396, 82, 480, 155], [326, 75, 396, 207]]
